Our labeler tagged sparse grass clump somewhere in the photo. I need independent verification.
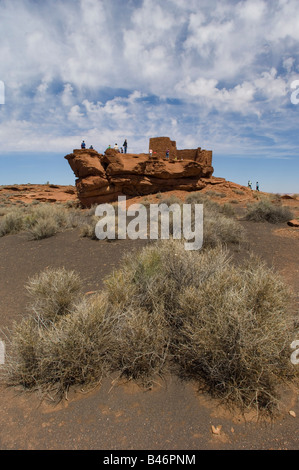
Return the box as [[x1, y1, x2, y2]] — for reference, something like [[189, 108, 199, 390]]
[[184, 192, 244, 247], [27, 218, 59, 240], [0, 202, 89, 239], [205, 190, 226, 198], [80, 216, 98, 239], [245, 200, 293, 223], [232, 188, 245, 195]]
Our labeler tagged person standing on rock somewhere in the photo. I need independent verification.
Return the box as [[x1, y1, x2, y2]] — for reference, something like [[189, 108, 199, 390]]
[[81, 140, 86, 149], [165, 149, 169, 160], [123, 139, 128, 154], [256, 182, 259, 191], [114, 143, 119, 152]]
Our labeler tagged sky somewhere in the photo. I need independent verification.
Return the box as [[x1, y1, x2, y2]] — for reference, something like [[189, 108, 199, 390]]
[[0, 0, 299, 193]]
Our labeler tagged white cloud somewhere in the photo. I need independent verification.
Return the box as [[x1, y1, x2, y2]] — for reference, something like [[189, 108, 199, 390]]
[[0, 0, 298, 162]]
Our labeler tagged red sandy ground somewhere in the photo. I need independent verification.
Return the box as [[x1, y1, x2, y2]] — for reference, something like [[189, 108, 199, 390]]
[[0, 183, 298, 451]]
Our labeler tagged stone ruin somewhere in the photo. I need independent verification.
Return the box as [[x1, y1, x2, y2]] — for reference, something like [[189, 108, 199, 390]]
[[149, 137, 213, 167], [65, 136, 223, 207]]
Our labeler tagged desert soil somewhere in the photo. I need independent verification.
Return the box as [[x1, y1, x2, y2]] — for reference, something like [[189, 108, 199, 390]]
[[0, 186, 298, 451]]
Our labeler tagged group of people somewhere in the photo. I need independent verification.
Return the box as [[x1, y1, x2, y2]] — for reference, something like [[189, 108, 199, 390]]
[[248, 180, 259, 191], [80, 140, 185, 161], [164, 148, 183, 161], [81, 140, 94, 150], [80, 139, 128, 153], [108, 140, 128, 154]]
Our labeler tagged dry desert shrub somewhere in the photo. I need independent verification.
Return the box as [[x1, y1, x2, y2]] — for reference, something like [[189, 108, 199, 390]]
[[152, 193, 244, 248], [232, 188, 245, 195], [0, 202, 88, 239], [111, 305, 170, 385], [245, 200, 293, 223], [172, 251, 296, 415], [0, 209, 24, 236], [203, 211, 244, 248], [79, 215, 99, 239], [25, 267, 82, 325], [205, 190, 226, 198], [4, 293, 118, 398], [104, 240, 298, 415], [26, 218, 59, 240], [3, 240, 298, 415]]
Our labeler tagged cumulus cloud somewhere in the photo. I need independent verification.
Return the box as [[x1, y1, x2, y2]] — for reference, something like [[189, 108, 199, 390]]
[[0, 0, 298, 158]]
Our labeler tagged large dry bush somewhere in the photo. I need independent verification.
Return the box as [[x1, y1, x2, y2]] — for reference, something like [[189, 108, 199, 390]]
[[103, 240, 297, 415], [172, 250, 296, 415], [3, 240, 298, 415], [4, 293, 119, 398]]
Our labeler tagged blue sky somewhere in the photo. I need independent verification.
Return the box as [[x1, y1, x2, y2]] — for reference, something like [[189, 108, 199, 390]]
[[0, 0, 299, 193]]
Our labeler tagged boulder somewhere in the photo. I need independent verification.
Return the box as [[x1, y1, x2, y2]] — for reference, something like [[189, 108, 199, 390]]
[[287, 219, 299, 227]]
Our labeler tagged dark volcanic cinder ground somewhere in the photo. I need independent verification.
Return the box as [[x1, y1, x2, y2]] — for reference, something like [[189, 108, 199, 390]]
[[0, 189, 298, 451]]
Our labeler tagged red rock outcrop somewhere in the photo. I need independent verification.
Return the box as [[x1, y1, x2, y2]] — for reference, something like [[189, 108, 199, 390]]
[[0, 184, 77, 204], [65, 138, 216, 207]]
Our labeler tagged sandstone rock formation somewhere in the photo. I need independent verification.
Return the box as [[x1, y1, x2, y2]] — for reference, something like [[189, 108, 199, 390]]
[[0, 184, 77, 204], [65, 137, 219, 207]]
